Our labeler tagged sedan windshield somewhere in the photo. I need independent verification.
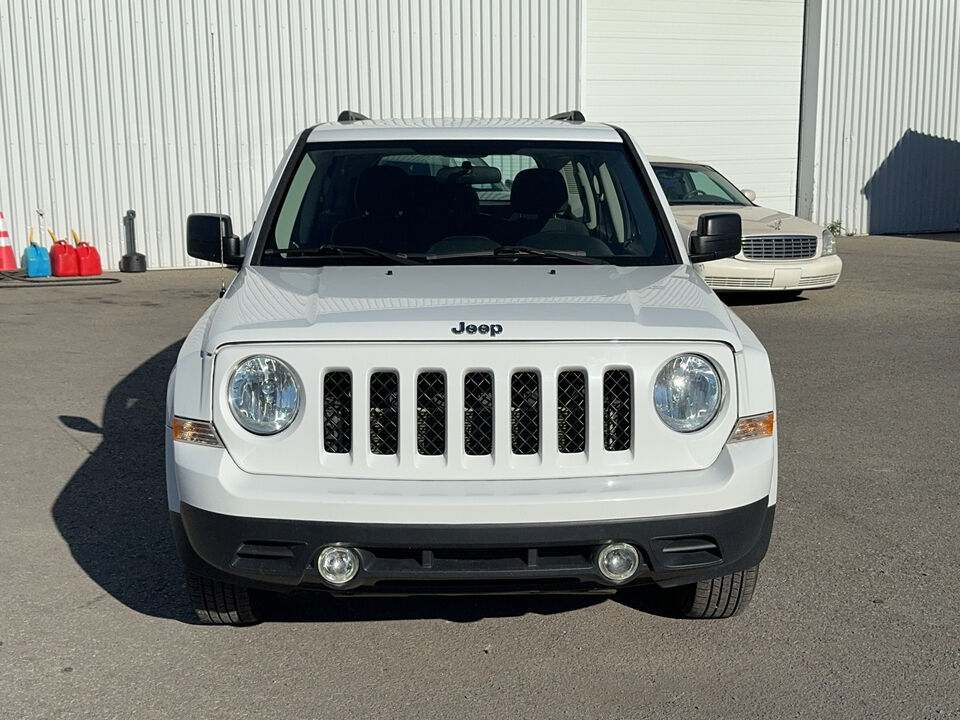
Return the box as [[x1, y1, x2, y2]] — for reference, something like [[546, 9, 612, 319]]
[[652, 164, 752, 206], [259, 141, 673, 266]]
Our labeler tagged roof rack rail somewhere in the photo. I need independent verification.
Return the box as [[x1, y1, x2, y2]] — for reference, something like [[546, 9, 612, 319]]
[[337, 110, 370, 123], [548, 110, 586, 122]]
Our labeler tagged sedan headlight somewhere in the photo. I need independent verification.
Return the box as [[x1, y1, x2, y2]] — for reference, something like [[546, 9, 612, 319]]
[[228, 355, 301, 435], [654, 354, 722, 432], [821, 229, 837, 256]]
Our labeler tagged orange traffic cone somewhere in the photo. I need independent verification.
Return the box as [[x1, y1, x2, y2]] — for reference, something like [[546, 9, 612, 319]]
[[0, 211, 16, 271]]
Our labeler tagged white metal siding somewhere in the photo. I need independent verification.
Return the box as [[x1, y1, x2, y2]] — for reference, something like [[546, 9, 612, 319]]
[[0, 0, 581, 270], [809, 0, 960, 234], [584, 0, 805, 214]]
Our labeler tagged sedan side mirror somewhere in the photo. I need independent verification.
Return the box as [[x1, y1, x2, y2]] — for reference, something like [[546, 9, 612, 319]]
[[741, 188, 756, 202], [186, 214, 244, 266], [688, 212, 742, 263]]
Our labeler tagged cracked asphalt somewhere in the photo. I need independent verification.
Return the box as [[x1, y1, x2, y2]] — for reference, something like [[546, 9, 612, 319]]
[[1, 234, 958, 718]]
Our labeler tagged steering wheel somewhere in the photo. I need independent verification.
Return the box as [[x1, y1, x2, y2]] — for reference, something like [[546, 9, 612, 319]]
[[683, 189, 708, 200]]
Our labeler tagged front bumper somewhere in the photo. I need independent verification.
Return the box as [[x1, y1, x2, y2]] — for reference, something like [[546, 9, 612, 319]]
[[699, 254, 842, 291], [172, 498, 775, 593]]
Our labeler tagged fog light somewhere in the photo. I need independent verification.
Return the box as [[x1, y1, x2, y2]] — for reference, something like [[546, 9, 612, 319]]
[[597, 542, 640, 583], [317, 546, 359, 585]]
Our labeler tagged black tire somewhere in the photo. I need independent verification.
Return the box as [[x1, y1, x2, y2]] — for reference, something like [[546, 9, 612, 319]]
[[672, 565, 759, 619], [186, 571, 262, 625]]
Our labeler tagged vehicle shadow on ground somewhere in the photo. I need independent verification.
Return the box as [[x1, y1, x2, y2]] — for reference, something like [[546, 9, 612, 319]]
[[718, 291, 807, 307], [266, 583, 681, 623], [51, 341, 194, 622], [50, 342, 672, 624]]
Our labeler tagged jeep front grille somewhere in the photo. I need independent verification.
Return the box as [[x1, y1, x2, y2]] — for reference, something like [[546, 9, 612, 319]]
[[557, 370, 587, 453], [741, 235, 817, 260], [603, 369, 632, 451], [510, 371, 541, 455], [416, 371, 446, 456], [463, 371, 494, 456], [320, 367, 639, 458], [322, 370, 352, 453], [222, 342, 738, 480]]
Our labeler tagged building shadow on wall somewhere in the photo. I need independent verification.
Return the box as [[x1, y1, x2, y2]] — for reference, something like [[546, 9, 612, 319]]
[[863, 129, 960, 235]]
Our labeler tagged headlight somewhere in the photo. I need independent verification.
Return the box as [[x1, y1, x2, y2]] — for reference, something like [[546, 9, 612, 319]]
[[654, 354, 722, 432], [228, 355, 301, 435], [821, 229, 837, 256]]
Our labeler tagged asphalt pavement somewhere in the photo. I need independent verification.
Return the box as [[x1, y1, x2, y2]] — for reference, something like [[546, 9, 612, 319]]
[[1, 235, 958, 719]]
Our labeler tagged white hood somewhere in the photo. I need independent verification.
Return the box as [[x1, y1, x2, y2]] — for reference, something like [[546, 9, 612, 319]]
[[202, 264, 745, 351], [669, 204, 823, 239]]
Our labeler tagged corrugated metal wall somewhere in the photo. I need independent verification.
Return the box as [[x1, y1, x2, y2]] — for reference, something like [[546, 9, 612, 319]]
[[583, 0, 806, 214], [0, 0, 582, 270], [809, 0, 960, 234]]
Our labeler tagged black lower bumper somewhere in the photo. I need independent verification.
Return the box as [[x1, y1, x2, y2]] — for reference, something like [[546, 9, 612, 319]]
[[172, 499, 774, 594]]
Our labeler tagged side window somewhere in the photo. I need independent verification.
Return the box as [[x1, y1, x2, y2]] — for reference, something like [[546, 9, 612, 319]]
[[598, 163, 625, 243], [274, 155, 317, 250]]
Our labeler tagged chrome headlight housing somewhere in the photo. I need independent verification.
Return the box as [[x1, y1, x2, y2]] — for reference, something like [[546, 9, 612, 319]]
[[228, 355, 301, 435], [821, 229, 837, 256], [654, 354, 722, 433]]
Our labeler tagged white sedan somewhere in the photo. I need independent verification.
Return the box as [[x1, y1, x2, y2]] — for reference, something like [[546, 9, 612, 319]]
[[651, 158, 842, 293]]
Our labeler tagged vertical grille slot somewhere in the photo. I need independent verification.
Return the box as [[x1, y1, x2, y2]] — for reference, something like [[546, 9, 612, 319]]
[[416, 372, 446, 456], [603, 369, 632, 451], [323, 371, 352, 453], [557, 370, 587, 453], [511, 371, 541, 455], [463, 372, 494, 456], [369, 371, 399, 455]]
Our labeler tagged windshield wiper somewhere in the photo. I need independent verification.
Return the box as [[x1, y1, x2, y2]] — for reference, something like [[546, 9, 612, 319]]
[[263, 245, 420, 265], [425, 245, 606, 265]]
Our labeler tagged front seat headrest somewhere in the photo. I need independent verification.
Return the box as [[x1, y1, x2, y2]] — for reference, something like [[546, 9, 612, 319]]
[[356, 165, 408, 214], [510, 168, 567, 216]]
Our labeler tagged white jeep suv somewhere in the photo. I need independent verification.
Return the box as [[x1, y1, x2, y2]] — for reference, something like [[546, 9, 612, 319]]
[[167, 112, 777, 625]]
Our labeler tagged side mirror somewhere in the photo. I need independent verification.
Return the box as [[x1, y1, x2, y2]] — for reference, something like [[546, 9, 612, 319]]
[[688, 212, 742, 263], [741, 188, 756, 202], [186, 214, 244, 266]]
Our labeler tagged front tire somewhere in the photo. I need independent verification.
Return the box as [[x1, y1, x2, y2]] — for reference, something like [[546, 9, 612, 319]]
[[671, 565, 759, 619], [186, 571, 263, 625]]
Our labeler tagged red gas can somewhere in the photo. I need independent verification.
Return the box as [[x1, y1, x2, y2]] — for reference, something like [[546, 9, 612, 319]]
[[75, 242, 102, 276], [50, 238, 79, 277]]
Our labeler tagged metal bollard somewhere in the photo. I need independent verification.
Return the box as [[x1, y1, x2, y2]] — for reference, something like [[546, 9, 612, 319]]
[[119, 209, 147, 272]]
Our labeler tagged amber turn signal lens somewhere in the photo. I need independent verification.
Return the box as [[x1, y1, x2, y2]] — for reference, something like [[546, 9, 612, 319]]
[[727, 412, 774, 443], [172, 417, 222, 447]]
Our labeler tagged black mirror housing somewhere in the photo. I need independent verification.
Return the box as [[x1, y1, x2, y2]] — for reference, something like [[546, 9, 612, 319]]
[[186, 214, 244, 266], [688, 212, 742, 263]]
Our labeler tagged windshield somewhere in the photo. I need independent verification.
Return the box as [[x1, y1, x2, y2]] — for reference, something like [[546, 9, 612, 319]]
[[260, 141, 673, 266], [652, 164, 752, 206]]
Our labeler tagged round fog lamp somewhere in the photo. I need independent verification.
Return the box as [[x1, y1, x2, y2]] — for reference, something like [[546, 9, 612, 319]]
[[318, 546, 359, 585], [597, 543, 640, 583]]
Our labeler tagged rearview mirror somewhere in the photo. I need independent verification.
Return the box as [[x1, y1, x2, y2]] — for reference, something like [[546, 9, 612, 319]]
[[186, 214, 244, 266], [741, 188, 756, 202], [688, 213, 742, 263], [436, 165, 502, 186]]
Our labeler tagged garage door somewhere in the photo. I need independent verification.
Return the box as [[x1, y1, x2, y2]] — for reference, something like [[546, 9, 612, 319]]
[[584, 0, 805, 214]]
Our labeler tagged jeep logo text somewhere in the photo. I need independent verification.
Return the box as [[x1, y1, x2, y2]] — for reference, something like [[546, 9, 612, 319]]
[[451, 321, 503, 337]]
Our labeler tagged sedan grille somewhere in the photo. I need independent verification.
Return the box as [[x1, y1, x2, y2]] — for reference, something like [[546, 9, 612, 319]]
[[741, 235, 817, 260]]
